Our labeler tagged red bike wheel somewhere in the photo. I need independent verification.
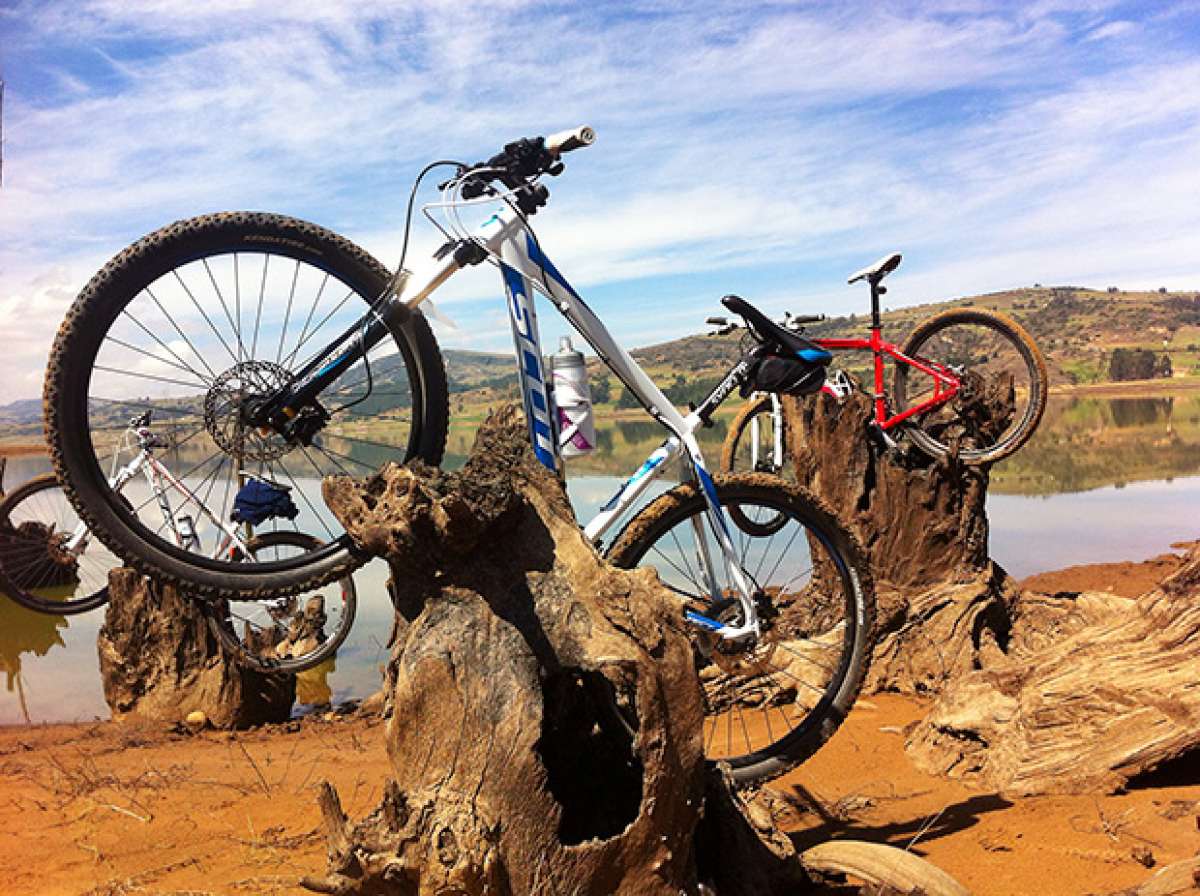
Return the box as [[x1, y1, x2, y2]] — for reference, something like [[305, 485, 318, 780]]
[[893, 308, 1047, 464]]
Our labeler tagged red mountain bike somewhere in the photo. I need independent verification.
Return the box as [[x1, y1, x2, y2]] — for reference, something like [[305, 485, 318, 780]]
[[721, 252, 1048, 476]]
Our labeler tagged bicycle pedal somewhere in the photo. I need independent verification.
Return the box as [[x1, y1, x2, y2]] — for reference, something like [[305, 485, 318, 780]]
[[820, 368, 854, 403], [866, 421, 899, 451]]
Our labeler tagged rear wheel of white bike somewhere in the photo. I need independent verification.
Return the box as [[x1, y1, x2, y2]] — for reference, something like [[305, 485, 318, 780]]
[[606, 473, 874, 786], [203, 531, 356, 675], [45, 212, 449, 600], [0, 473, 120, 615]]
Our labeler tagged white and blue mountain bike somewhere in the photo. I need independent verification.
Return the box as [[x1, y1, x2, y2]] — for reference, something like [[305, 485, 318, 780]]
[[43, 127, 873, 783]]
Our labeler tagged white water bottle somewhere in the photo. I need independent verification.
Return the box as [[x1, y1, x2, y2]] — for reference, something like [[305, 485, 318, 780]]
[[551, 336, 596, 457]]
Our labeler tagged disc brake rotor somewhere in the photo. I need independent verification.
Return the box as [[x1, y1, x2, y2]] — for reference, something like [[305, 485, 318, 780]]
[[204, 360, 295, 463]]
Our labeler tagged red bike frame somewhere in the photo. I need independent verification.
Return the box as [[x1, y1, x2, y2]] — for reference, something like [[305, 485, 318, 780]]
[[814, 328, 961, 431]]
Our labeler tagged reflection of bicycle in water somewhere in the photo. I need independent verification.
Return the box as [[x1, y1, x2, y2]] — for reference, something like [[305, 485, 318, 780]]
[[0, 414, 353, 673]]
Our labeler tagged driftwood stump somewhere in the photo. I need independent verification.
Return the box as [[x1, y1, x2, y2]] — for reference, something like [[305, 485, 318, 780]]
[[906, 543, 1200, 796], [301, 406, 812, 896], [784, 388, 1017, 694], [98, 569, 295, 728]]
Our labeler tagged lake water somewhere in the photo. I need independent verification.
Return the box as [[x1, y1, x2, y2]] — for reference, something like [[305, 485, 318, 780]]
[[2, 392, 1198, 724]]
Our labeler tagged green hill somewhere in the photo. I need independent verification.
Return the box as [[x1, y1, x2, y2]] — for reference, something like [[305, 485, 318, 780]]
[[626, 286, 1200, 391], [3, 287, 1197, 449]]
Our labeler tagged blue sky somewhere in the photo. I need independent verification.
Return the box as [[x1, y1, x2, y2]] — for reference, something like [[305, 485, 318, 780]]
[[0, 0, 1198, 403]]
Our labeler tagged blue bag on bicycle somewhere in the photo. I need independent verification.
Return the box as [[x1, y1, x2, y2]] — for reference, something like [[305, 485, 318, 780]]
[[231, 479, 299, 525]]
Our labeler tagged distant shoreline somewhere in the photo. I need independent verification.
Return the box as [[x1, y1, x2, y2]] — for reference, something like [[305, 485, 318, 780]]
[[1050, 377, 1200, 397], [2, 380, 1198, 456]]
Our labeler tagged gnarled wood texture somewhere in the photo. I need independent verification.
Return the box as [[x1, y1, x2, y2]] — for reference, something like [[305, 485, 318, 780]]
[[784, 388, 1017, 694], [906, 544, 1200, 796], [98, 569, 295, 728], [1115, 854, 1200, 896], [302, 406, 812, 896], [802, 839, 972, 896]]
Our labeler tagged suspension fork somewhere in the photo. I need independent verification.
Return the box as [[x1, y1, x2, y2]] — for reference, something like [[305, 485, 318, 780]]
[[746, 392, 785, 472], [680, 438, 761, 642]]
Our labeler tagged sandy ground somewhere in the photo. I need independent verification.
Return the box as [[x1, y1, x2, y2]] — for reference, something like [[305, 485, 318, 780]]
[[0, 552, 1195, 895], [783, 695, 1200, 896], [0, 444, 48, 458], [1019, 546, 1189, 598], [0, 712, 393, 895]]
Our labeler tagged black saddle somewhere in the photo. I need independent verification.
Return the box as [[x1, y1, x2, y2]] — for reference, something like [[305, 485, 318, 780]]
[[721, 295, 831, 364]]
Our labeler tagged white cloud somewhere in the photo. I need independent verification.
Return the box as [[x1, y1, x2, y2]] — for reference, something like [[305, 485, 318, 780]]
[[1083, 19, 1137, 41], [0, 267, 80, 404], [1, 1, 1198, 404]]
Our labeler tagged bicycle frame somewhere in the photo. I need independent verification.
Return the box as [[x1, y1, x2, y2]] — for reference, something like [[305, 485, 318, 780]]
[[484, 209, 761, 640], [94, 433, 253, 561], [814, 330, 961, 431], [285, 203, 764, 641]]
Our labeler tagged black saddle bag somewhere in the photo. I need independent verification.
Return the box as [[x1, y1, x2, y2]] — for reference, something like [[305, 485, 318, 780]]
[[742, 354, 828, 397]]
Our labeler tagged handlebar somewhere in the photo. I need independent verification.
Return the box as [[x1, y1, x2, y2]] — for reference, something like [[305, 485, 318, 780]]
[[457, 126, 596, 205], [546, 125, 595, 156], [705, 311, 825, 336]]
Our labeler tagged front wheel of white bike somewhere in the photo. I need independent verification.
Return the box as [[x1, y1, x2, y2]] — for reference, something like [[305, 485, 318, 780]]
[[45, 212, 450, 600]]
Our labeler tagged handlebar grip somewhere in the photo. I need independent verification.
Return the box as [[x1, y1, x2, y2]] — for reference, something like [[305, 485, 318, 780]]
[[546, 126, 595, 156]]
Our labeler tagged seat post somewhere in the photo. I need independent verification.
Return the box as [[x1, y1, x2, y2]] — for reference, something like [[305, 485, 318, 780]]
[[869, 278, 884, 330]]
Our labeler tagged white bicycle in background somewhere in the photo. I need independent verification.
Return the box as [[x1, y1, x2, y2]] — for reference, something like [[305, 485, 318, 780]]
[[42, 126, 874, 784], [0, 413, 355, 674]]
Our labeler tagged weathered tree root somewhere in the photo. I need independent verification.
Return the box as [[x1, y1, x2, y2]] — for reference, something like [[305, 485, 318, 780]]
[[784, 387, 1018, 695], [906, 544, 1200, 796], [98, 569, 294, 727], [801, 839, 971, 896], [299, 779, 504, 896], [301, 406, 821, 895], [299, 405, 976, 894], [1111, 854, 1200, 896], [301, 769, 820, 896]]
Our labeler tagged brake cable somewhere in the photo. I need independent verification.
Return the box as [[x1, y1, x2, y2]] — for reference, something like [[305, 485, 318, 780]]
[[330, 159, 462, 415]]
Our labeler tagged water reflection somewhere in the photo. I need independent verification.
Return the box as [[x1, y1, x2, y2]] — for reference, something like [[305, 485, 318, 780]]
[[3, 391, 1198, 724], [0, 592, 69, 723], [991, 394, 1200, 494], [295, 655, 335, 708], [1110, 397, 1172, 428]]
